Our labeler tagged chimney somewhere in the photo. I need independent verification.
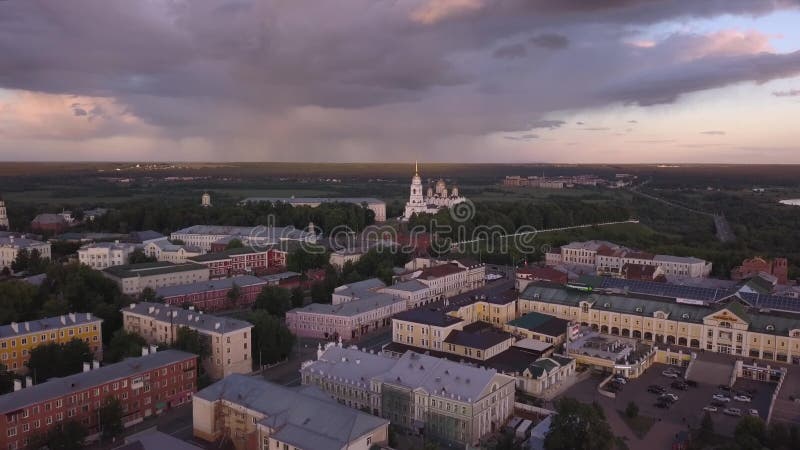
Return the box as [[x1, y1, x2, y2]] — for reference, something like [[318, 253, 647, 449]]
[[188, 306, 195, 311], [148, 306, 155, 314], [172, 310, 178, 318], [10, 322, 17, 333], [149, 344, 158, 354], [83, 362, 91, 372], [69, 313, 76, 323], [214, 322, 220, 330], [24, 322, 29, 332], [141, 346, 149, 356], [86, 313, 91, 320], [92, 360, 100, 370], [60, 316, 66, 325], [25, 376, 32, 388], [356, 359, 361, 365], [13, 380, 22, 392], [188, 314, 193, 321], [130, 303, 136, 309]]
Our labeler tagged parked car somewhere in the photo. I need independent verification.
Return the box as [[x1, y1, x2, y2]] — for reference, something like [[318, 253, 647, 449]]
[[734, 395, 752, 403], [685, 380, 698, 388], [703, 405, 718, 412], [710, 400, 725, 407], [648, 385, 666, 394], [712, 394, 731, 402], [655, 400, 671, 409], [718, 385, 732, 392], [662, 370, 680, 378], [748, 409, 759, 417], [660, 393, 679, 402], [671, 381, 689, 390], [723, 407, 742, 417], [612, 376, 627, 385]]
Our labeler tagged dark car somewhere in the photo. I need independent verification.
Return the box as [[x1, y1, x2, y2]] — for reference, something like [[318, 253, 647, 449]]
[[711, 400, 725, 407], [648, 385, 666, 394], [655, 400, 671, 409], [686, 380, 698, 388], [718, 385, 732, 392], [671, 381, 689, 390]]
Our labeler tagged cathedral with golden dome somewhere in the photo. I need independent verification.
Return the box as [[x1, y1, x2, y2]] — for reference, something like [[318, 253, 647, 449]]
[[402, 162, 467, 221]]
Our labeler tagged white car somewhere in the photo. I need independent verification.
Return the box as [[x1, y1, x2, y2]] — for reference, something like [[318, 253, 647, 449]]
[[661, 393, 679, 402], [734, 395, 752, 403], [748, 409, 759, 417], [723, 407, 742, 417], [712, 394, 731, 402], [662, 370, 680, 378], [612, 377, 627, 384], [703, 405, 718, 412]]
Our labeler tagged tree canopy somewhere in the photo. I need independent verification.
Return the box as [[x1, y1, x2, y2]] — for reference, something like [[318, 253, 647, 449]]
[[255, 285, 292, 316], [104, 329, 148, 363], [27, 339, 93, 383], [246, 310, 295, 368], [544, 398, 615, 450]]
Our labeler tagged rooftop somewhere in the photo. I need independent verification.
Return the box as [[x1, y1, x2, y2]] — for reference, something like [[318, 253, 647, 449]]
[[443, 327, 513, 350], [124, 302, 252, 334], [103, 261, 207, 278], [187, 246, 267, 262], [154, 275, 267, 298], [334, 278, 387, 298], [302, 345, 397, 384], [0, 313, 101, 338], [507, 312, 570, 337], [117, 430, 203, 450], [0, 236, 49, 248], [290, 293, 404, 317], [0, 350, 195, 413], [415, 263, 465, 279], [381, 279, 429, 293], [393, 309, 463, 327], [195, 374, 387, 449]]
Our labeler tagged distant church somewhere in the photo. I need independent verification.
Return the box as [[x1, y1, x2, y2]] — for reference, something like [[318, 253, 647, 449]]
[[402, 162, 466, 221]]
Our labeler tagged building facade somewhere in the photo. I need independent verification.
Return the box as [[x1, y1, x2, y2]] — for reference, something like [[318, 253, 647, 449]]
[[732, 257, 789, 285], [154, 275, 268, 311], [286, 293, 407, 341], [78, 241, 139, 270], [170, 225, 316, 253], [0, 236, 51, 272], [301, 344, 516, 447], [0, 313, 103, 373], [0, 198, 8, 229], [402, 163, 467, 220], [102, 262, 210, 295], [0, 350, 197, 450], [193, 374, 388, 450], [188, 247, 272, 278], [122, 302, 252, 380], [143, 239, 203, 264]]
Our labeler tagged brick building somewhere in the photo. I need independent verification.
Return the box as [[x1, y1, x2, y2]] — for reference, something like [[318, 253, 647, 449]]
[[187, 247, 273, 278], [732, 257, 789, 285], [0, 350, 197, 450], [154, 275, 268, 311]]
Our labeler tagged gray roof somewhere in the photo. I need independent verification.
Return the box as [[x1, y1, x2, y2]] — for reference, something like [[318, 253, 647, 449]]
[[32, 213, 67, 224], [155, 275, 267, 298], [392, 309, 463, 327], [334, 278, 386, 298], [302, 345, 397, 384], [172, 225, 313, 241], [654, 254, 707, 264], [241, 197, 384, 206], [0, 350, 195, 413], [0, 313, 101, 339], [103, 261, 207, 279], [128, 231, 165, 243], [381, 279, 429, 293], [378, 351, 504, 401], [117, 430, 202, 450], [124, 302, 252, 334], [195, 374, 387, 449], [0, 236, 49, 249], [80, 241, 139, 251], [290, 293, 403, 317]]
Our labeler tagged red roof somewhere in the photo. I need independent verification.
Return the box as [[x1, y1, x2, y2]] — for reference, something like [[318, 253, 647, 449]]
[[417, 264, 464, 279]]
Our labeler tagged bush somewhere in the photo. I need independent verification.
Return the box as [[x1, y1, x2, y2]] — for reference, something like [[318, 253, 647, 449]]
[[625, 401, 639, 419]]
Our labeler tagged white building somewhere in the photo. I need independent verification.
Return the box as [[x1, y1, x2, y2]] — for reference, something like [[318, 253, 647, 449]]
[[402, 162, 467, 221], [170, 224, 316, 252], [0, 235, 51, 272], [78, 241, 139, 270], [201, 192, 211, 208], [102, 262, 210, 295], [143, 238, 203, 264], [0, 198, 8, 229], [394, 258, 486, 302]]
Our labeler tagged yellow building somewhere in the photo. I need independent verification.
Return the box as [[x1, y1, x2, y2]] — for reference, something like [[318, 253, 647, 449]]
[[520, 283, 800, 364], [448, 295, 518, 326], [0, 313, 103, 373]]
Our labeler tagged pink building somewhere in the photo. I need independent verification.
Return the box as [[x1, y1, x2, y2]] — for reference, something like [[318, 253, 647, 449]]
[[286, 293, 406, 341]]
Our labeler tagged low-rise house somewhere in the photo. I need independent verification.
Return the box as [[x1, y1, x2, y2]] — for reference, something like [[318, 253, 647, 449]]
[[143, 238, 203, 264], [286, 293, 406, 341], [0, 235, 51, 272], [518, 355, 576, 396], [193, 374, 388, 450], [122, 302, 252, 380], [78, 241, 139, 270], [0, 350, 197, 450], [30, 213, 69, 234], [504, 312, 570, 346], [378, 279, 432, 308], [516, 265, 568, 291], [332, 278, 387, 304], [154, 275, 268, 311], [102, 262, 209, 295], [0, 313, 103, 373]]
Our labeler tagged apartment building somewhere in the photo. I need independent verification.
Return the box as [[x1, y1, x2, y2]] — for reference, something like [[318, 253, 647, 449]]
[[519, 282, 800, 364], [122, 303, 252, 380], [170, 225, 316, 253], [78, 241, 139, 270], [187, 247, 271, 278], [286, 293, 406, 341], [0, 350, 197, 450], [0, 236, 51, 272], [301, 344, 515, 447], [0, 313, 103, 373], [331, 278, 387, 305], [102, 262, 210, 295], [447, 294, 518, 327], [378, 279, 433, 308], [142, 238, 202, 264], [193, 374, 388, 450], [392, 309, 465, 352], [548, 240, 712, 278], [154, 275, 268, 311]]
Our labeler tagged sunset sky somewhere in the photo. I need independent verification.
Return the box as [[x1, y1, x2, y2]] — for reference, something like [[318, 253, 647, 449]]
[[1, 0, 799, 163]]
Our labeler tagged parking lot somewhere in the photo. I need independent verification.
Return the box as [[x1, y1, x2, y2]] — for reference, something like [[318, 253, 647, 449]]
[[608, 363, 774, 437]]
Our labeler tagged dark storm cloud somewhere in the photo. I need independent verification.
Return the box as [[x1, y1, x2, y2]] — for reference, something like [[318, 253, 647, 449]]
[[529, 34, 569, 50], [0, 0, 798, 160]]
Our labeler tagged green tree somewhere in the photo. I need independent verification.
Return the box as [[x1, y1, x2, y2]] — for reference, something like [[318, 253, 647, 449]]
[[30, 420, 88, 450], [290, 286, 305, 308], [27, 338, 93, 383], [624, 401, 639, 419], [247, 310, 295, 368], [695, 411, 715, 446], [139, 286, 158, 302], [734, 416, 767, 450], [227, 282, 242, 306], [225, 238, 244, 250], [173, 327, 210, 360], [286, 245, 329, 273], [544, 398, 615, 450], [98, 397, 124, 441], [0, 280, 39, 324], [0, 363, 14, 395], [105, 329, 147, 363], [128, 248, 156, 264], [255, 285, 292, 316]]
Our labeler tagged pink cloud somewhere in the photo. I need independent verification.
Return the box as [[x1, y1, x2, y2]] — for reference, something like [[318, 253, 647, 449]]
[[411, 0, 484, 25]]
